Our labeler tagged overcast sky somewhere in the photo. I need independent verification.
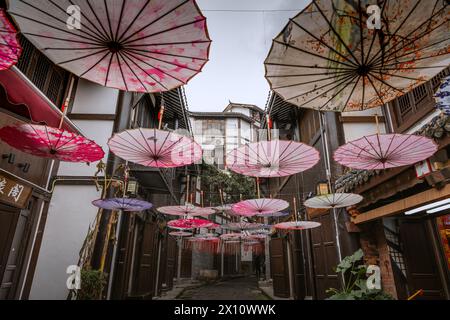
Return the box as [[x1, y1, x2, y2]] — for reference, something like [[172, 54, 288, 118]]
[[184, 0, 309, 112]]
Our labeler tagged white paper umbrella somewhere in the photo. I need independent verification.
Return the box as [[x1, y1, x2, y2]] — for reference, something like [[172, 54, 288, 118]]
[[304, 193, 363, 209]]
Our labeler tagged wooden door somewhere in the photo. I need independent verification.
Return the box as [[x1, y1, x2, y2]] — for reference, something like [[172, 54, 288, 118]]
[[180, 247, 192, 278], [310, 212, 340, 299], [165, 237, 177, 289], [270, 237, 290, 298], [0, 204, 20, 298], [400, 219, 446, 300], [291, 231, 306, 300]]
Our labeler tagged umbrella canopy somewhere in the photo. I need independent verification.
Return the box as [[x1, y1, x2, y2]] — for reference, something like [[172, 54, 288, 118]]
[[264, 0, 450, 112], [220, 233, 243, 241], [221, 222, 266, 231], [226, 140, 319, 178], [8, 0, 211, 92], [169, 231, 192, 237], [255, 211, 290, 218], [304, 193, 363, 209], [92, 198, 153, 211], [108, 128, 202, 168], [214, 204, 234, 213], [0, 8, 21, 70], [157, 204, 215, 216], [435, 75, 450, 115], [0, 124, 104, 163], [167, 218, 216, 230], [232, 198, 289, 217], [333, 133, 438, 170], [274, 221, 321, 230]]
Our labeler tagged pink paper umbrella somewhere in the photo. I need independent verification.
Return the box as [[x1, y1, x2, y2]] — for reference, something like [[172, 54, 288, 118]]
[[0, 124, 104, 162], [108, 128, 202, 168], [334, 134, 438, 170], [92, 198, 153, 211], [304, 193, 363, 209], [275, 221, 321, 230], [222, 222, 266, 231], [157, 205, 215, 217], [167, 218, 216, 230], [0, 9, 21, 70], [169, 231, 192, 237], [8, 0, 211, 92], [227, 140, 319, 177], [232, 198, 289, 217]]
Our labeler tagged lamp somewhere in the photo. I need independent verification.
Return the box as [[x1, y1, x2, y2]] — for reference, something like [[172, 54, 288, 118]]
[[316, 181, 330, 196]]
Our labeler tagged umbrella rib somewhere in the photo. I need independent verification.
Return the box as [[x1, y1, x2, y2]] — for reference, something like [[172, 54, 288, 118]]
[[315, 75, 359, 111], [125, 47, 208, 62], [272, 39, 357, 69], [311, 0, 360, 64], [369, 73, 404, 94], [377, 50, 450, 70], [23, 32, 99, 46], [124, 48, 201, 72], [104, 52, 114, 87], [366, 0, 422, 67], [126, 40, 211, 48], [15, 0, 106, 44], [120, 51, 169, 91], [79, 51, 111, 77], [265, 62, 355, 71], [123, 130, 153, 155], [103, 0, 115, 41], [57, 48, 109, 65], [115, 52, 129, 91], [26, 124, 52, 152], [113, 0, 127, 42], [117, 51, 149, 91], [366, 74, 386, 106], [116, 0, 152, 43], [285, 72, 356, 102], [137, 128, 157, 158], [367, 3, 445, 67], [346, 140, 380, 159], [342, 75, 361, 112], [271, 72, 354, 90], [85, 0, 112, 41], [288, 18, 358, 66], [66, 0, 109, 42], [111, 136, 149, 154], [123, 50, 187, 83], [267, 71, 352, 78], [8, 11, 102, 44], [357, 0, 364, 67]]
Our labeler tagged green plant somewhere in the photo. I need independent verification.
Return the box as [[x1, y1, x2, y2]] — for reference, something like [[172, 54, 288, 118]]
[[76, 268, 107, 300], [326, 249, 394, 300]]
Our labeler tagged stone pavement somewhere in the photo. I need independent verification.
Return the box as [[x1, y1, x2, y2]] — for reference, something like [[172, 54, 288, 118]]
[[177, 276, 270, 300]]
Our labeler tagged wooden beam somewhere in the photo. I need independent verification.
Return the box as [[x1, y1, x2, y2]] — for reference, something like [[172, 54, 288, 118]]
[[69, 113, 116, 121], [339, 116, 385, 123], [353, 184, 450, 224]]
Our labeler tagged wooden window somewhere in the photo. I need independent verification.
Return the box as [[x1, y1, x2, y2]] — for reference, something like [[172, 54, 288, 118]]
[[15, 35, 69, 109]]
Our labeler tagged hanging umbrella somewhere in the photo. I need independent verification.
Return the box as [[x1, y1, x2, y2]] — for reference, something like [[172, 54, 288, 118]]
[[435, 75, 450, 115], [232, 198, 289, 217], [169, 230, 192, 237], [221, 222, 266, 231], [264, 0, 450, 112], [0, 8, 21, 70], [255, 211, 290, 218], [157, 204, 215, 216], [214, 204, 234, 213], [0, 123, 104, 163], [274, 221, 321, 230], [108, 128, 202, 168], [167, 218, 216, 230], [92, 198, 153, 211], [226, 140, 319, 177], [248, 229, 272, 235], [8, 0, 211, 92], [333, 133, 438, 170], [304, 193, 363, 209], [220, 233, 243, 241], [244, 234, 267, 240]]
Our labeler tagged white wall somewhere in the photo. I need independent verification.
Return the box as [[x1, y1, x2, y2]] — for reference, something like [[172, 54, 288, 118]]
[[29, 185, 101, 300], [72, 79, 118, 114], [342, 107, 386, 142]]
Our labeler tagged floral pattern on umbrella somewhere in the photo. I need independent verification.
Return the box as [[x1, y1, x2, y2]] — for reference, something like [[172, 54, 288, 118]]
[[435, 75, 450, 115], [333, 133, 438, 170], [92, 198, 153, 211], [167, 218, 216, 230], [0, 8, 21, 70], [232, 198, 289, 217], [274, 221, 321, 230], [0, 124, 104, 163], [8, 0, 211, 92], [226, 140, 319, 178], [264, 0, 450, 111], [108, 128, 202, 168], [304, 193, 363, 209]]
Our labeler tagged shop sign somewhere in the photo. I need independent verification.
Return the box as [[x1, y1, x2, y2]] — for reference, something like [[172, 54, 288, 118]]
[[0, 173, 32, 208], [415, 159, 433, 178]]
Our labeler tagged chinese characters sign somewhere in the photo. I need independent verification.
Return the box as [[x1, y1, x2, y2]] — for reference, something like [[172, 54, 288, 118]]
[[0, 173, 32, 208]]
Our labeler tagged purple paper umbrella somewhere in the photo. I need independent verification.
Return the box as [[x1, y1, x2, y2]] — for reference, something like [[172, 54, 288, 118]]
[[92, 198, 153, 212], [232, 198, 289, 217]]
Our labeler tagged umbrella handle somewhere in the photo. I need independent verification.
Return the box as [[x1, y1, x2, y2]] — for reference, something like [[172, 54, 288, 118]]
[[375, 114, 380, 135], [59, 77, 75, 129]]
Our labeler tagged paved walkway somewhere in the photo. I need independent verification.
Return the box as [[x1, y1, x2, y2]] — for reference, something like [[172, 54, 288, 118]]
[[177, 276, 270, 300]]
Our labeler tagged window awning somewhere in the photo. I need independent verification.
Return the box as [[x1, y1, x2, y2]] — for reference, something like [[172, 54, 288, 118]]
[[0, 67, 82, 134]]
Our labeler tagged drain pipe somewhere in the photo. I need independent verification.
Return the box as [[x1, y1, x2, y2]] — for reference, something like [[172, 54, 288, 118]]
[[106, 210, 123, 300], [319, 112, 344, 288], [154, 236, 162, 295]]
